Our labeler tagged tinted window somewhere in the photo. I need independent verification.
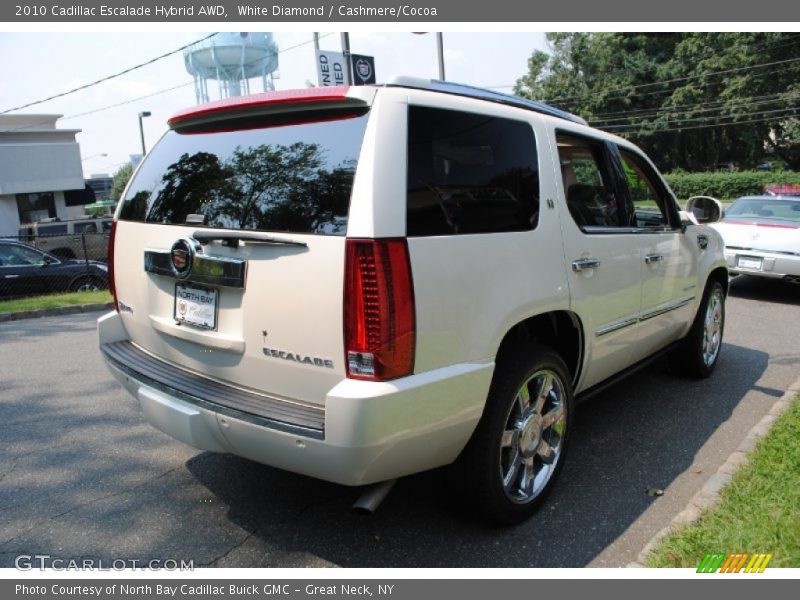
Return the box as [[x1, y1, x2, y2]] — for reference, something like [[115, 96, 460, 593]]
[[118, 111, 369, 236], [406, 106, 539, 236], [557, 133, 624, 228], [38, 224, 68, 235], [0, 243, 45, 266], [619, 149, 673, 228]]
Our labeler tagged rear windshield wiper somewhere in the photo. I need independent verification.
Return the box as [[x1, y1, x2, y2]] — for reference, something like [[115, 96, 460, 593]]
[[192, 231, 307, 248]]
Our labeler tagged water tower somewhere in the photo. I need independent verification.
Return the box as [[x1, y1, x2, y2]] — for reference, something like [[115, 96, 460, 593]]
[[183, 33, 280, 104]]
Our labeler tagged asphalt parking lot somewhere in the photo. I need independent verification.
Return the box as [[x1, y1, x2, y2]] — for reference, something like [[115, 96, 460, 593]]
[[1, 276, 798, 568]]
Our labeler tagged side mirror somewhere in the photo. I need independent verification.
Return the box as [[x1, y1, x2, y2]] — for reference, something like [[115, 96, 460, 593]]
[[685, 196, 723, 224], [42, 255, 57, 266]]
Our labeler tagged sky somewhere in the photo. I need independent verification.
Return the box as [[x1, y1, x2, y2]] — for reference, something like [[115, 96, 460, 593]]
[[0, 31, 547, 178]]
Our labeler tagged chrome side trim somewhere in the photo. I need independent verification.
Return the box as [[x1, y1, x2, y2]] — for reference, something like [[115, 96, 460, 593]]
[[595, 318, 638, 337], [101, 341, 325, 439], [144, 249, 247, 289], [639, 295, 695, 322], [595, 295, 696, 337]]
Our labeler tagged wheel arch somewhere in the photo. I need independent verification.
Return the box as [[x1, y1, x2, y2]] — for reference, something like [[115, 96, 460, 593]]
[[494, 311, 584, 388], [706, 266, 729, 297]]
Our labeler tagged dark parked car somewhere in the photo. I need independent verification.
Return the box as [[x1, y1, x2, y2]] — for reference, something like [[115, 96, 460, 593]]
[[0, 240, 108, 299]]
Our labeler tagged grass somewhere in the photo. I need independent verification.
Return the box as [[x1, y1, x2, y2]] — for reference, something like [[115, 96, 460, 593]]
[[0, 290, 112, 314], [647, 393, 800, 568]]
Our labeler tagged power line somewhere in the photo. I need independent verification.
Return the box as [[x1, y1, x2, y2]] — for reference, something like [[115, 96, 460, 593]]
[[544, 55, 800, 106], [1, 33, 333, 134], [0, 33, 218, 114], [590, 94, 796, 126], [614, 111, 800, 135], [603, 105, 800, 132]]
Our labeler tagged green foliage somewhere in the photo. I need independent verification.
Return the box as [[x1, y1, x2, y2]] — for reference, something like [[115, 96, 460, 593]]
[[647, 394, 800, 568], [0, 290, 112, 314], [515, 33, 800, 171], [663, 170, 800, 200], [110, 162, 133, 202]]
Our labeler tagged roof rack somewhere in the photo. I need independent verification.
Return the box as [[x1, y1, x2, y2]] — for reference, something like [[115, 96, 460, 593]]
[[385, 76, 588, 126]]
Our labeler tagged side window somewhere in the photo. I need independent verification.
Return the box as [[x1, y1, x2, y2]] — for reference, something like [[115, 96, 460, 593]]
[[619, 149, 673, 229], [0, 244, 46, 266], [39, 224, 68, 236], [556, 133, 624, 229], [406, 106, 539, 236]]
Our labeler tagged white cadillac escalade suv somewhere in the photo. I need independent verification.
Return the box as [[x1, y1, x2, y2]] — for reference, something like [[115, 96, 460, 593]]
[[99, 77, 728, 523]]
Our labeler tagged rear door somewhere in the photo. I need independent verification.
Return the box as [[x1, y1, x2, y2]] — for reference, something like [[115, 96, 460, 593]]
[[551, 131, 644, 390], [112, 91, 375, 406]]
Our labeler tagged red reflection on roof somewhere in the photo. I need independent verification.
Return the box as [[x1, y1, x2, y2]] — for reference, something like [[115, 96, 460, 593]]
[[726, 221, 800, 229], [168, 86, 351, 127]]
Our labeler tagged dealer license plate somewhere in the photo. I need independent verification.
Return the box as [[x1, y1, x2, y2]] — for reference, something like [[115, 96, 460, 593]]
[[737, 256, 763, 270], [174, 283, 218, 330]]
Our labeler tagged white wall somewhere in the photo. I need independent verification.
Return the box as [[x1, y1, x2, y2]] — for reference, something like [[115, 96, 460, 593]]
[[0, 195, 20, 236]]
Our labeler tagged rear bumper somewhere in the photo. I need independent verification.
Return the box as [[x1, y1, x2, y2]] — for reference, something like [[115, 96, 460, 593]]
[[725, 248, 800, 280], [98, 311, 492, 486]]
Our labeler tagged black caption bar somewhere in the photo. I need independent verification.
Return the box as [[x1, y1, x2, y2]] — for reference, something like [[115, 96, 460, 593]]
[[4, 0, 800, 21]]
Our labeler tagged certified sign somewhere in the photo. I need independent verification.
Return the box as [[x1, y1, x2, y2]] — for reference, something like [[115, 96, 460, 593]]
[[316, 50, 349, 86]]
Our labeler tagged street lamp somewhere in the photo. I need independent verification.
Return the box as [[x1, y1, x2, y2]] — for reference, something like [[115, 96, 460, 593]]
[[411, 32, 446, 80], [138, 111, 151, 156]]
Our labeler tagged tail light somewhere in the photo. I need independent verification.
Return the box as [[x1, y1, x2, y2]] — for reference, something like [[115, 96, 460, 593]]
[[107, 220, 119, 312], [344, 239, 415, 381]]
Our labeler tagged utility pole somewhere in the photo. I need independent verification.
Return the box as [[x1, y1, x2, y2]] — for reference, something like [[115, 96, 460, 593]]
[[436, 33, 445, 80], [341, 32, 353, 84], [313, 32, 319, 51]]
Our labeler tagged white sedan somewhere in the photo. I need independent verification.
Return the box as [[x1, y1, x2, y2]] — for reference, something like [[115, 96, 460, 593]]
[[708, 195, 800, 283]]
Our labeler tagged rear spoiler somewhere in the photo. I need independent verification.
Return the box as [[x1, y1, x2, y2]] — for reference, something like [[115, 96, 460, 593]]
[[168, 86, 374, 131]]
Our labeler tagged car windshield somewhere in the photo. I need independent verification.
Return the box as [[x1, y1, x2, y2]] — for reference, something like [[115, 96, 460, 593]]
[[724, 197, 800, 225]]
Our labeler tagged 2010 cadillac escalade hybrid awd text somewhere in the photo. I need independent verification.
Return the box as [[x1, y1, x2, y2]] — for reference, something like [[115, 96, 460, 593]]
[[99, 77, 728, 523]]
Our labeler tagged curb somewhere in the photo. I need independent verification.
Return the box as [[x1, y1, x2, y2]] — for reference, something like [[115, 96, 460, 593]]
[[629, 374, 800, 568], [0, 302, 114, 323]]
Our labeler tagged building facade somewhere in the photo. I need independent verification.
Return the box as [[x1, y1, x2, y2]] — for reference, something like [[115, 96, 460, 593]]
[[0, 114, 86, 236]]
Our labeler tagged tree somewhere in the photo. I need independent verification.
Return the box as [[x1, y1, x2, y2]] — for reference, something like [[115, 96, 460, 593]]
[[110, 162, 133, 202], [515, 33, 800, 171]]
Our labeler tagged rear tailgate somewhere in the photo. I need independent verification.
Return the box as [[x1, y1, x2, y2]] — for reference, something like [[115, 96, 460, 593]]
[[111, 87, 376, 407]]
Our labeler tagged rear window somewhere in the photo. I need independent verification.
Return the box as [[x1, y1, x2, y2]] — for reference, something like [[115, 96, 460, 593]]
[[406, 106, 539, 236], [118, 111, 369, 236]]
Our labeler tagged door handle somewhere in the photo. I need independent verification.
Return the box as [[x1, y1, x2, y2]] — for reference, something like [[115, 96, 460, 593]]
[[644, 253, 664, 264], [5, 274, 19, 279], [572, 258, 602, 272]]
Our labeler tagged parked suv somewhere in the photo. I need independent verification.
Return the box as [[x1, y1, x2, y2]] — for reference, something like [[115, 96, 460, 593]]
[[19, 216, 113, 262], [99, 78, 728, 523]]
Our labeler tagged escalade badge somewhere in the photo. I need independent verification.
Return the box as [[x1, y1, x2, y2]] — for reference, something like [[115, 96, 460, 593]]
[[171, 239, 195, 278]]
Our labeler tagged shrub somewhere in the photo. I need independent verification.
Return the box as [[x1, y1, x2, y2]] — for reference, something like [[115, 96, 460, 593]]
[[663, 170, 800, 201]]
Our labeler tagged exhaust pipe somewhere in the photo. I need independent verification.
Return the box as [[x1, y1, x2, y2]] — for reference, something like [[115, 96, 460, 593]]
[[352, 479, 397, 515]]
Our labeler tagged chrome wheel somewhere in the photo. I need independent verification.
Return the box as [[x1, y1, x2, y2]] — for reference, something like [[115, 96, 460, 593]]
[[702, 287, 724, 366], [74, 279, 101, 292], [500, 369, 567, 504]]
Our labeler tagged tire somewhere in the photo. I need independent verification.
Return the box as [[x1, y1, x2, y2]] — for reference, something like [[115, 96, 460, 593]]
[[70, 276, 104, 293], [457, 343, 573, 524], [669, 279, 725, 378]]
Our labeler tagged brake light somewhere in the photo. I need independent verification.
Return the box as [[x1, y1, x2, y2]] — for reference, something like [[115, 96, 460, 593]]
[[107, 220, 119, 312], [344, 239, 415, 381]]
